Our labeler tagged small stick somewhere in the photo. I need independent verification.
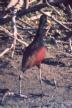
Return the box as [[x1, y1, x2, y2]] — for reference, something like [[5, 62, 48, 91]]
[[11, 9, 18, 58], [40, 10, 72, 31], [0, 26, 28, 46], [45, 0, 61, 16], [0, 44, 13, 58]]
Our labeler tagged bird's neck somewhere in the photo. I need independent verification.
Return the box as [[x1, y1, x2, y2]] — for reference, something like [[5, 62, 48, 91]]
[[34, 26, 46, 43]]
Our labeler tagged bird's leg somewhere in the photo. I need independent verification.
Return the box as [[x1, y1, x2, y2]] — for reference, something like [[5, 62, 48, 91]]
[[37, 64, 42, 83], [19, 73, 22, 96], [39, 67, 42, 84], [19, 73, 27, 98], [39, 66, 44, 97]]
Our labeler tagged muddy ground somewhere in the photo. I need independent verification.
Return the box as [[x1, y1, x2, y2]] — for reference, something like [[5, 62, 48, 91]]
[[0, 39, 72, 108]]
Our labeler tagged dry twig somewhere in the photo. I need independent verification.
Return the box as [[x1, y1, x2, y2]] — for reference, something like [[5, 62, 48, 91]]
[[45, 0, 61, 16], [40, 10, 72, 31], [0, 26, 28, 46], [11, 9, 18, 58]]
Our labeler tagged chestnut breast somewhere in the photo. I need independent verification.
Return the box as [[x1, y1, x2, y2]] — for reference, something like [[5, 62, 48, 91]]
[[22, 47, 46, 70], [34, 47, 46, 65]]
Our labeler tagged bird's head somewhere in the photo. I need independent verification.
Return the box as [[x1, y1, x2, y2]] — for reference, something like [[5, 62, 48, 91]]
[[39, 14, 48, 29], [36, 14, 48, 39]]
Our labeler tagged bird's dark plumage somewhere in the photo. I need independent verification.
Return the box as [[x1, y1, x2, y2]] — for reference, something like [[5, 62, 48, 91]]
[[22, 15, 48, 72]]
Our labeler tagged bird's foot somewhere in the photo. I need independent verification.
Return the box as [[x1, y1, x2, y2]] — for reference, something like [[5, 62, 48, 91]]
[[1, 91, 27, 104], [1, 91, 14, 104], [19, 93, 27, 98]]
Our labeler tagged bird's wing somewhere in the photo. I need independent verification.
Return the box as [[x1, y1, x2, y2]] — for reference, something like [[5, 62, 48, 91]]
[[22, 46, 46, 70], [22, 46, 37, 69]]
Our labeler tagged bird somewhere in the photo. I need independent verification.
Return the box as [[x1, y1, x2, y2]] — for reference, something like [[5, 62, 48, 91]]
[[22, 15, 48, 75], [18, 14, 57, 97], [18, 14, 48, 97]]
